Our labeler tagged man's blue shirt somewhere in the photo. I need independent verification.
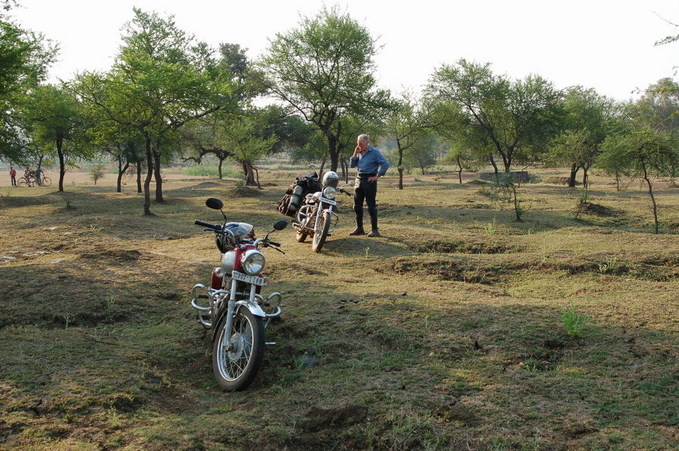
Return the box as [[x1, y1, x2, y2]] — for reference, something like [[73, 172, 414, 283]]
[[350, 145, 390, 176]]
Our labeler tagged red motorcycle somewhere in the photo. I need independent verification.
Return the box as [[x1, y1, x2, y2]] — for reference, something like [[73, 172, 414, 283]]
[[191, 198, 288, 390]]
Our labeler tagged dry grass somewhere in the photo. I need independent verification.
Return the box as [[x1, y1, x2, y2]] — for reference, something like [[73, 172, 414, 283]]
[[0, 165, 677, 450]]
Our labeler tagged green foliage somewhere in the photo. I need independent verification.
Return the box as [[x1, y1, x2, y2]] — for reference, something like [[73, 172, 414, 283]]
[[19, 84, 92, 191], [599, 95, 679, 233], [0, 11, 57, 161], [182, 163, 239, 178], [484, 219, 497, 235], [75, 8, 238, 214], [573, 187, 590, 220], [561, 304, 591, 336], [490, 173, 524, 222], [427, 59, 562, 172], [89, 161, 106, 185], [547, 87, 615, 175], [261, 5, 392, 171]]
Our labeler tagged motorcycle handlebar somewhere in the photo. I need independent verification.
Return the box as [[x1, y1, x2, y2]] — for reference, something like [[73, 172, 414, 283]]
[[194, 220, 222, 231]]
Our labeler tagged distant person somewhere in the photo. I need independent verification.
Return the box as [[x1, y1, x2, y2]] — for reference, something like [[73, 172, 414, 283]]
[[9, 166, 17, 186], [34, 167, 42, 186], [349, 134, 390, 237]]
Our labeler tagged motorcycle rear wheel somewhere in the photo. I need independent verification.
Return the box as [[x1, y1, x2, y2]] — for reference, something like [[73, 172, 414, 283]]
[[213, 308, 265, 391], [312, 210, 331, 253]]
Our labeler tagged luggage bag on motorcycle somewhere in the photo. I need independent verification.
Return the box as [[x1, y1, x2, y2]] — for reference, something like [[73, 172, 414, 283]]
[[277, 172, 322, 217]]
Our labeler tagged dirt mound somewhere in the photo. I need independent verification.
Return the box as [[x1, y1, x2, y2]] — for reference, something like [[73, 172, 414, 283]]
[[578, 201, 618, 217]]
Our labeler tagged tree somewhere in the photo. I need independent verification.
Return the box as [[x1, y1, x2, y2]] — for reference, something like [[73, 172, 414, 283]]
[[22, 84, 90, 191], [547, 87, 615, 187], [260, 6, 392, 172], [217, 116, 276, 187], [600, 101, 678, 233], [0, 6, 56, 161], [427, 59, 561, 174], [384, 93, 431, 189], [77, 8, 236, 215], [428, 97, 488, 182], [181, 118, 233, 179]]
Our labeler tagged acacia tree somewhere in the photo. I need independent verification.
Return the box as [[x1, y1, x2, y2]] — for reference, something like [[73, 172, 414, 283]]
[[426, 59, 561, 174], [384, 93, 431, 189], [181, 118, 233, 179], [0, 5, 56, 161], [217, 116, 276, 187], [22, 84, 90, 191], [260, 6, 391, 172], [547, 87, 614, 187], [77, 8, 236, 215], [600, 102, 678, 233], [637, 78, 679, 181]]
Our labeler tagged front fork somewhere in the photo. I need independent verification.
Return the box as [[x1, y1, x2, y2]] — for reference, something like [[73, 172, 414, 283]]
[[221, 279, 258, 350]]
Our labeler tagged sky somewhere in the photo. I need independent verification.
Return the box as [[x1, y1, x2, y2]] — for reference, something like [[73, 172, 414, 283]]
[[8, 0, 679, 101]]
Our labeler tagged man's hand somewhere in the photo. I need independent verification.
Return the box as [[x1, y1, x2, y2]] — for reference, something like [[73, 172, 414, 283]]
[[368, 175, 379, 183]]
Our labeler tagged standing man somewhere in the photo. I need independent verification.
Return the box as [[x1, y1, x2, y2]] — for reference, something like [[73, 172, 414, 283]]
[[9, 166, 17, 186], [349, 134, 389, 237]]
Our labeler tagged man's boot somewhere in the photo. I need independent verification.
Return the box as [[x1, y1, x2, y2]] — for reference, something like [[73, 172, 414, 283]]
[[367, 214, 380, 237], [349, 218, 365, 235]]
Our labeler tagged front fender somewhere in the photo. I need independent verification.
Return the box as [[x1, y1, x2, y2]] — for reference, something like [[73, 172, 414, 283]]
[[236, 299, 266, 318], [210, 299, 266, 341]]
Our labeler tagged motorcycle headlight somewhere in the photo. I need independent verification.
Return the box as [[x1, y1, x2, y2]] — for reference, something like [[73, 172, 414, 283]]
[[241, 249, 265, 275], [323, 186, 337, 199]]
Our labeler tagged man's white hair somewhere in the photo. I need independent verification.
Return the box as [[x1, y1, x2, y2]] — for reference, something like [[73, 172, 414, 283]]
[[358, 134, 370, 142]]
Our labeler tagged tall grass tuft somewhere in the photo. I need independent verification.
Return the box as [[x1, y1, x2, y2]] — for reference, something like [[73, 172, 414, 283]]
[[561, 304, 590, 337]]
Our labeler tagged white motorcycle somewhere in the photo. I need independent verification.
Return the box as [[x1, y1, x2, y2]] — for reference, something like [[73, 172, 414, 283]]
[[292, 171, 351, 253]]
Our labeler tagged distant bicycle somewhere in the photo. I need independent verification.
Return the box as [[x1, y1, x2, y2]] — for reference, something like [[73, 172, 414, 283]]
[[17, 175, 51, 187]]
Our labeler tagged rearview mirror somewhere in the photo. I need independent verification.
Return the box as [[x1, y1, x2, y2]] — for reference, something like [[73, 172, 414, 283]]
[[273, 219, 289, 231], [206, 198, 224, 210]]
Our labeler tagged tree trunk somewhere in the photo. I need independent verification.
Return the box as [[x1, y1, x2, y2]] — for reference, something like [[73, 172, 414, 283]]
[[143, 140, 154, 216], [153, 149, 164, 202], [456, 156, 463, 184], [136, 160, 142, 193], [325, 131, 339, 172], [218, 158, 224, 179], [568, 163, 578, 188], [489, 154, 499, 182], [57, 137, 65, 192], [340, 159, 348, 181], [117, 159, 129, 193], [642, 164, 659, 234], [582, 167, 589, 189], [510, 182, 523, 222], [242, 161, 257, 186], [395, 138, 404, 190]]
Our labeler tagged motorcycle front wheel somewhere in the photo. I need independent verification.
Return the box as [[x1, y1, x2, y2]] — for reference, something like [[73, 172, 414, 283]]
[[312, 210, 331, 253], [213, 308, 265, 391]]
